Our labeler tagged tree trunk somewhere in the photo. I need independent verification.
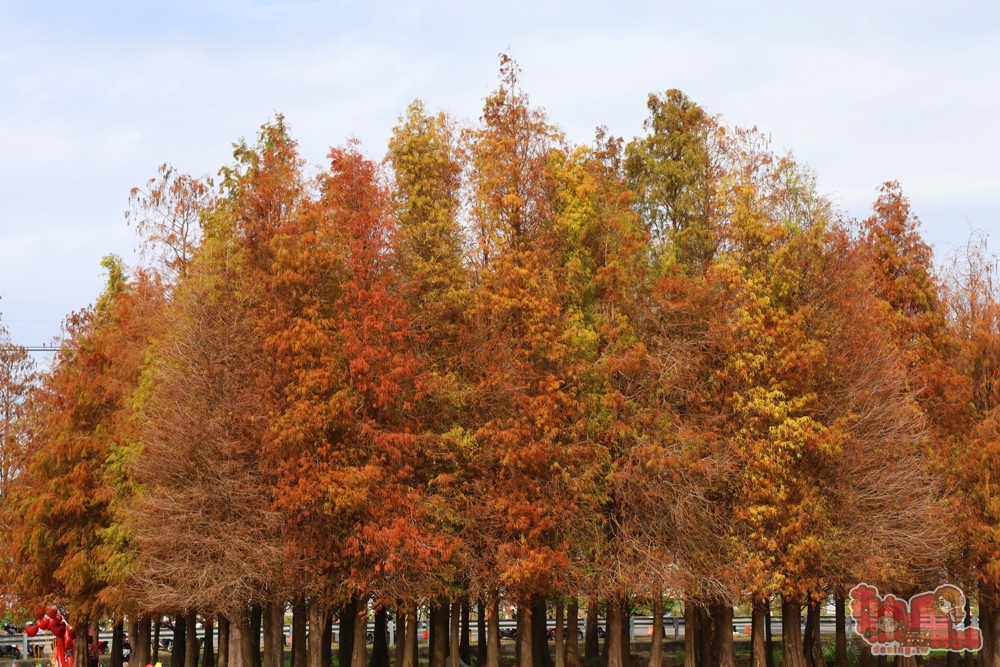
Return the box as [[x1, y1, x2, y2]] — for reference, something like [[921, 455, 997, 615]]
[[585, 601, 599, 659], [129, 617, 141, 667], [292, 598, 306, 667], [205, 615, 216, 667], [683, 602, 697, 667], [602, 604, 610, 665], [781, 598, 807, 667], [712, 603, 735, 667], [555, 600, 565, 667], [805, 599, 824, 667], [113, 618, 125, 667], [531, 597, 551, 667], [751, 602, 767, 667], [764, 603, 774, 667], [835, 593, 847, 667], [982, 584, 1000, 667], [517, 602, 533, 667], [565, 599, 580, 667], [137, 616, 152, 667], [404, 604, 418, 667], [154, 620, 162, 665], [451, 601, 461, 667], [697, 607, 712, 667], [964, 597, 974, 667], [230, 613, 255, 667], [250, 607, 263, 667], [396, 607, 407, 667], [322, 611, 333, 667], [174, 614, 188, 667], [461, 601, 471, 667], [341, 600, 357, 667], [477, 600, 488, 667], [310, 602, 327, 667], [372, 608, 390, 667], [352, 598, 369, 667], [263, 603, 283, 667], [410, 605, 419, 667], [620, 599, 630, 667], [487, 596, 500, 667], [432, 598, 449, 667], [650, 597, 663, 667], [607, 597, 625, 667], [186, 613, 200, 667], [857, 639, 872, 667], [218, 616, 231, 667]]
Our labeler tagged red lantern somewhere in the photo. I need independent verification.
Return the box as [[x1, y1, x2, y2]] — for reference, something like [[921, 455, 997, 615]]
[[68, 627, 76, 641], [52, 623, 66, 639], [38, 617, 51, 631], [54, 614, 62, 623], [46, 607, 58, 618], [34, 607, 45, 621], [24, 624, 38, 637]]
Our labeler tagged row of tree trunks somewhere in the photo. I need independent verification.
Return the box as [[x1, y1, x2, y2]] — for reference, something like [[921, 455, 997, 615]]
[[683, 599, 741, 667], [127, 592, 923, 667]]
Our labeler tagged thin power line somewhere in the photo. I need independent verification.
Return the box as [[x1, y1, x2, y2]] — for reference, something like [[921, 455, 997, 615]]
[[0, 345, 64, 353]]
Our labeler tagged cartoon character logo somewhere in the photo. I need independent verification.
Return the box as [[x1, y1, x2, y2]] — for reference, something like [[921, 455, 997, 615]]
[[875, 602, 906, 643], [851, 583, 982, 655], [933, 586, 965, 625]]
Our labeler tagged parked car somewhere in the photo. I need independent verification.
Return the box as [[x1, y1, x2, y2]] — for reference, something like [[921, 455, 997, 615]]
[[498, 627, 517, 640], [546, 627, 584, 640]]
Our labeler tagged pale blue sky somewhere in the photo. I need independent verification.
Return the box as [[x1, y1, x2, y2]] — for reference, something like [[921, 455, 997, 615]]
[[2, 0, 999, 348]]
